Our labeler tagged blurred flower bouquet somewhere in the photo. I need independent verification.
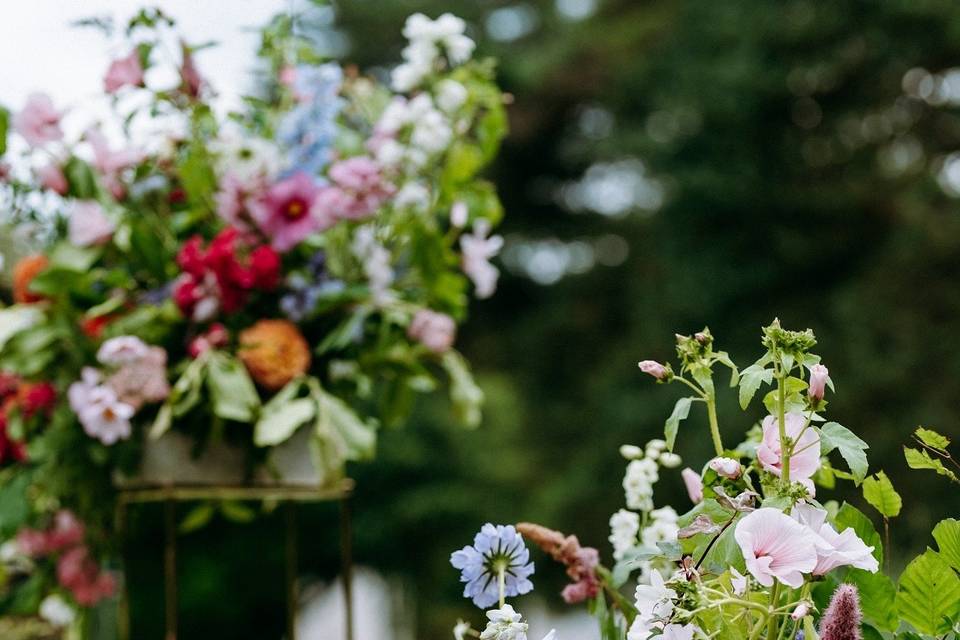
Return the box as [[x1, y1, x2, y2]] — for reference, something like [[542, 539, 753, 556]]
[[0, 7, 507, 631], [450, 321, 960, 640]]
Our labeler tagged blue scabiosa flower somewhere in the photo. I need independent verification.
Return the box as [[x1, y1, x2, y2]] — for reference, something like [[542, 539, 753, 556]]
[[451, 524, 535, 608], [280, 253, 346, 322], [278, 63, 343, 176]]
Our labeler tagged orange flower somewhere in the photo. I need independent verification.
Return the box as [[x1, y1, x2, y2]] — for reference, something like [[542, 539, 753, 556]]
[[238, 319, 311, 390], [13, 255, 49, 303]]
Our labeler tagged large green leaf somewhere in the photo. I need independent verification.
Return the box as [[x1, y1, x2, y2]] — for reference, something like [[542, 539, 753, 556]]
[[848, 568, 898, 632], [819, 421, 869, 483], [206, 353, 260, 423], [861, 470, 901, 518], [932, 519, 960, 572], [738, 363, 773, 409], [254, 398, 316, 447], [915, 427, 950, 451], [664, 396, 694, 451], [896, 549, 960, 636], [834, 502, 883, 564]]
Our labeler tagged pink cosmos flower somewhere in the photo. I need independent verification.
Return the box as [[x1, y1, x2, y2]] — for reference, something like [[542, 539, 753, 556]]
[[251, 172, 321, 252], [734, 507, 818, 588], [408, 309, 456, 353], [791, 503, 878, 575], [638, 360, 668, 380], [313, 156, 394, 223], [68, 201, 115, 247], [708, 456, 742, 479], [757, 411, 821, 494], [681, 468, 703, 504], [104, 49, 144, 93], [38, 163, 68, 195], [68, 368, 134, 445], [14, 93, 63, 147], [808, 364, 829, 401], [460, 220, 503, 299]]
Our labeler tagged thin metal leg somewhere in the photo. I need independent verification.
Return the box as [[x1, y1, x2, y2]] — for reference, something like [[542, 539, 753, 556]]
[[340, 496, 353, 640], [117, 500, 130, 640], [164, 497, 177, 640], [285, 502, 298, 640]]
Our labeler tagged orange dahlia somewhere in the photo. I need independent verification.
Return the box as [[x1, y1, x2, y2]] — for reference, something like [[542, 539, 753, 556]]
[[238, 319, 311, 390], [12, 255, 49, 304]]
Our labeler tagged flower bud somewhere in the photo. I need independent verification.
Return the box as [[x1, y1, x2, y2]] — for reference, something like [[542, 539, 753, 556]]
[[619, 444, 644, 460], [808, 364, 829, 401], [658, 452, 682, 468], [708, 456, 742, 479], [681, 468, 703, 504], [638, 360, 670, 381], [791, 602, 811, 620]]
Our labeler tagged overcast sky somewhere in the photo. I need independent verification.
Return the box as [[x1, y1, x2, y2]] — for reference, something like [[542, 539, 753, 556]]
[[0, 1, 286, 119]]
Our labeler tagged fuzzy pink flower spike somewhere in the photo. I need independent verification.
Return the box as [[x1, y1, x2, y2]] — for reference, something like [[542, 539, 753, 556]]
[[819, 584, 863, 640]]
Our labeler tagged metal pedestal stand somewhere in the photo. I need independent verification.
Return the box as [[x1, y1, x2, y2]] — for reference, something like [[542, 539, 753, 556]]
[[115, 479, 355, 640]]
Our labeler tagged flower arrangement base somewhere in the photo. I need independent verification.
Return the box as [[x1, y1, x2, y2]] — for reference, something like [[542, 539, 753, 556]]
[[114, 478, 355, 640]]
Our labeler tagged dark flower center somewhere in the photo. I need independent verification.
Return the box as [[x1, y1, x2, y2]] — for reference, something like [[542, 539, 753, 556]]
[[284, 198, 308, 220]]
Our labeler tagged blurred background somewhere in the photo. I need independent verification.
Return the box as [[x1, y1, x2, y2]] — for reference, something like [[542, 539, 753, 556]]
[[5, 0, 960, 638]]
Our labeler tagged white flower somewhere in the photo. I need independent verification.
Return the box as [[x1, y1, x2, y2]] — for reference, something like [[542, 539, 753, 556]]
[[433, 13, 468, 39], [641, 508, 679, 549], [68, 201, 115, 247], [68, 368, 134, 445], [609, 508, 640, 560], [657, 452, 682, 468], [460, 220, 503, 299], [453, 620, 472, 640], [395, 182, 431, 210], [353, 227, 394, 303], [411, 109, 452, 153], [662, 623, 698, 640], [634, 569, 677, 621], [450, 201, 469, 227], [374, 139, 406, 167], [619, 444, 644, 460], [444, 33, 476, 64], [403, 13, 440, 40], [39, 594, 75, 627], [97, 336, 150, 366], [730, 566, 748, 596], [623, 458, 658, 511], [480, 604, 528, 640], [436, 79, 469, 112], [402, 39, 439, 67], [0, 541, 20, 563], [377, 98, 413, 134], [391, 62, 430, 92], [210, 131, 282, 182]]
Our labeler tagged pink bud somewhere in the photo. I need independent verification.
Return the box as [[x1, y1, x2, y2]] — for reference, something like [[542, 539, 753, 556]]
[[708, 456, 742, 479], [638, 360, 668, 380], [681, 467, 703, 504], [791, 602, 811, 620], [808, 363, 829, 401]]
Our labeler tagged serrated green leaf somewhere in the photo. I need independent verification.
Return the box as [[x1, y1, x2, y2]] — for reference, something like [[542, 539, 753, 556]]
[[915, 427, 951, 451], [904, 447, 959, 483], [819, 421, 869, 483], [861, 470, 901, 518], [932, 519, 960, 572], [848, 568, 897, 632], [737, 364, 772, 409], [834, 502, 882, 564], [896, 549, 960, 635], [664, 396, 694, 451]]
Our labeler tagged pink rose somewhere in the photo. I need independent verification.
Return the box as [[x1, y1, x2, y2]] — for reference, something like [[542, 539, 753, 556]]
[[68, 201, 115, 247], [104, 49, 144, 93], [408, 309, 456, 354], [14, 93, 63, 147], [681, 467, 703, 504], [808, 363, 829, 402], [38, 163, 68, 195]]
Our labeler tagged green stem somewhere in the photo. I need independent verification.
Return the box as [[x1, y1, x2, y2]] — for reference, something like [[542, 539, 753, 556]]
[[498, 566, 506, 609], [776, 364, 791, 489], [767, 582, 781, 640], [706, 390, 724, 456]]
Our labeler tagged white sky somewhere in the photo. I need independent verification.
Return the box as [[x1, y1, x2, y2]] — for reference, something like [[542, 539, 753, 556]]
[[0, 1, 287, 118]]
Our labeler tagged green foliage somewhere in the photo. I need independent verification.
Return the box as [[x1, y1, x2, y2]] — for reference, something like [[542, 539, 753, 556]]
[[932, 519, 960, 572], [0, 105, 8, 157], [896, 549, 960, 636], [904, 446, 959, 484], [915, 427, 950, 451], [861, 470, 901, 518], [205, 352, 260, 423], [663, 396, 694, 451], [819, 421, 869, 484], [848, 568, 898, 632], [737, 363, 772, 409]]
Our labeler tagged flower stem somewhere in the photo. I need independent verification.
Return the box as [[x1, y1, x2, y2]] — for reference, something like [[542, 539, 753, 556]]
[[498, 566, 506, 609], [706, 389, 724, 456], [776, 363, 791, 489], [767, 582, 781, 640]]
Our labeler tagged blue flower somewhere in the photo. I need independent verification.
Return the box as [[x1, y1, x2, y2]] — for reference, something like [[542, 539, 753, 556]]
[[450, 524, 535, 609], [278, 63, 343, 176], [280, 252, 346, 321]]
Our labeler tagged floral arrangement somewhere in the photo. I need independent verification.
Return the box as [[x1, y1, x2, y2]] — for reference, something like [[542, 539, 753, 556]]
[[449, 321, 960, 640], [0, 8, 508, 631]]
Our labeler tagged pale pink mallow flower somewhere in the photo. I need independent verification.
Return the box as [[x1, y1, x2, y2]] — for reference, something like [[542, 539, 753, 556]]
[[757, 411, 821, 494], [734, 507, 818, 588], [681, 468, 703, 504], [729, 566, 748, 596], [661, 624, 698, 640], [68, 368, 134, 445], [408, 309, 456, 354], [791, 503, 878, 575], [313, 156, 394, 224], [14, 93, 63, 147], [638, 360, 668, 380], [708, 456, 742, 479], [104, 49, 144, 93], [251, 171, 321, 252], [460, 220, 503, 299], [68, 201, 115, 247], [808, 364, 829, 401], [38, 163, 68, 195]]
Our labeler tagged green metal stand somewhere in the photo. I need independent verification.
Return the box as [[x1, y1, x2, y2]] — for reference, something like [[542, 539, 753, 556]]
[[115, 479, 355, 640]]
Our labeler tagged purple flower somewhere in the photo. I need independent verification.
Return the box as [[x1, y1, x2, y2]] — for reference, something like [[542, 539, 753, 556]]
[[450, 524, 535, 608]]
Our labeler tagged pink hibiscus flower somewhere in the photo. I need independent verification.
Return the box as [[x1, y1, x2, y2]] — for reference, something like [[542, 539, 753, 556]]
[[251, 172, 321, 252]]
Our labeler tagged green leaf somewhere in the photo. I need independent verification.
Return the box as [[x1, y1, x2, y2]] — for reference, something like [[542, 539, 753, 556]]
[[311, 381, 377, 465], [915, 426, 950, 451], [206, 353, 260, 423], [819, 421, 869, 484], [254, 397, 316, 447], [179, 503, 215, 533], [63, 156, 99, 199], [442, 351, 485, 429], [738, 364, 772, 409], [932, 519, 960, 572], [664, 396, 694, 451], [861, 470, 901, 518], [896, 549, 960, 636], [904, 446, 959, 483], [0, 472, 32, 538], [48, 241, 101, 272], [848, 568, 898, 632], [834, 502, 883, 564], [0, 106, 8, 156], [219, 500, 256, 523]]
